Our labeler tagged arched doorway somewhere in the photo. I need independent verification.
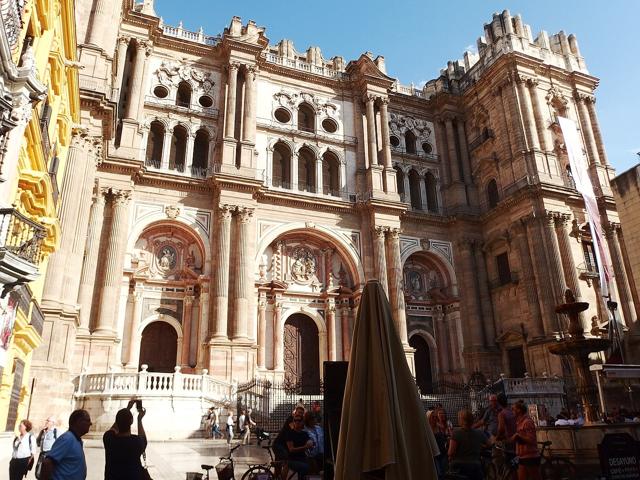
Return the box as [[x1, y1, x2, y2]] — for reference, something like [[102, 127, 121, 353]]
[[410, 334, 433, 393], [284, 313, 320, 394], [139, 322, 178, 372]]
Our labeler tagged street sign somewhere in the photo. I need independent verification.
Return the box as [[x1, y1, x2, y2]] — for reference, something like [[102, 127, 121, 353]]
[[598, 433, 640, 479]]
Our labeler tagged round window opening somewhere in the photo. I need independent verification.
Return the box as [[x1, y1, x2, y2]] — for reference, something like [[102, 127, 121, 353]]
[[274, 108, 291, 123], [153, 85, 169, 99], [422, 142, 433, 154], [321, 118, 338, 133], [198, 95, 213, 108], [390, 135, 400, 147]]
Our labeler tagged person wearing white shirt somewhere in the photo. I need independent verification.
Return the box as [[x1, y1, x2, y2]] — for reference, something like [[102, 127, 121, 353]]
[[9, 419, 35, 480], [226, 412, 234, 445]]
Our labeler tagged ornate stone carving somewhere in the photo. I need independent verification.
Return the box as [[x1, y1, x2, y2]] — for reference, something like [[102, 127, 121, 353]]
[[155, 60, 216, 94], [164, 205, 180, 219], [291, 247, 317, 284], [388, 112, 434, 144]]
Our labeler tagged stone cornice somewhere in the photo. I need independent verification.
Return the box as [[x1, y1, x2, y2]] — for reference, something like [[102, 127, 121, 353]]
[[254, 190, 357, 214], [257, 58, 348, 89]]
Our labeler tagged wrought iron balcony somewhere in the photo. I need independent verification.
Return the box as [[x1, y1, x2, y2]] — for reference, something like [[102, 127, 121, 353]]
[[0, 207, 46, 291], [1, 0, 25, 52]]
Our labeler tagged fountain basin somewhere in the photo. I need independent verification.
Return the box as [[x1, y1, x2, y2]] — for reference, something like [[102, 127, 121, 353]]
[[548, 338, 611, 356]]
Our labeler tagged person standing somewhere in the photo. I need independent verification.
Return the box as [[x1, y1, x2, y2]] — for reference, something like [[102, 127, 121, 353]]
[[35, 416, 59, 479], [242, 409, 256, 445], [474, 394, 501, 439], [303, 411, 324, 474], [509, 402, 541, 480], [226, 411, 234, 445], [9, 419, 35, 480], [238, 410, 246, 441], [103, 401, 148, 480], [40, 409, 92, 480], [448, 409, 490, 480], [211, 407, 222, 439]]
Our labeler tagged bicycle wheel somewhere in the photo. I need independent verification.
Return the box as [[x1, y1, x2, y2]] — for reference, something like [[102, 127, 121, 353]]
[[240, 466, 274, 480], [541, 458, 576, 480]]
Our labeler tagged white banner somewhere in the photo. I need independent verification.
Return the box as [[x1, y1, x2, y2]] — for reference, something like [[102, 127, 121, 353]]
[[558, 116, 613, 297]]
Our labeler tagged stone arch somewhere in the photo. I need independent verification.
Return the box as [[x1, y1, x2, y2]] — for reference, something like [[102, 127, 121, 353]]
[[401, 244, 458, 297], [137, 314, 183, 372], [297, 102, 316, 132], [294, 142, 320, 157], [408, 328, 438, 389], [280, 307, 327, 380], [319, 146, 345, 164], [126, 218, 211, 274], [255, 223, 365, 287], [267, 137, 295, 154]]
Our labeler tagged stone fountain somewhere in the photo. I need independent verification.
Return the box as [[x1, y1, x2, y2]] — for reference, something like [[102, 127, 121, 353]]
[[548, 289, 611, 423]]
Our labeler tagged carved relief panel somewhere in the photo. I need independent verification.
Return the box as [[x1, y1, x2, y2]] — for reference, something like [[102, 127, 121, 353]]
[[404, 259, 445, 303]]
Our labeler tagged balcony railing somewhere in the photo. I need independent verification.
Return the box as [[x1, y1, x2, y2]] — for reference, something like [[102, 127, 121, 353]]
[[468, 128, 495, 152], [264, 53, 348, 79], [1, 0, 25, 52], [0, 208, 46, 265]]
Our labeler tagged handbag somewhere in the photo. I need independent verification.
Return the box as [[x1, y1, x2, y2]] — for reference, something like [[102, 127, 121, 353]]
[[141, 451, 153, 480]]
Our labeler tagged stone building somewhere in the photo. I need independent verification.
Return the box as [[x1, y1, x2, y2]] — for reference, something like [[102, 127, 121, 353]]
[[0, 0, 80, 448], [28, 0, 637, 427]]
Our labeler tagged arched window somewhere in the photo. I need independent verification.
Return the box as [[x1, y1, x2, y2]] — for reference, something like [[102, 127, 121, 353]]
[[169, 125, 188, 172], [405, 130, 417, 154], [145, 121, 165, 168], [272, 142, 292, 188], [487, 179, 500, 208], [298, 147, 316, 193], [176, 81, 192, 107], [322, 151, 340, 196], [425, 172, 438, 213], [409, 170, 422, 210], [394, 166, 404, 196], [192, 129, 209, 175], [298, 103, 315, 133]]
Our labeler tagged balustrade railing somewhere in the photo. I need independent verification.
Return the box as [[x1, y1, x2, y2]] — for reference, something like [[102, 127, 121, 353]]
[[264, 53, 348, 79], [75, 367, 235, 404]]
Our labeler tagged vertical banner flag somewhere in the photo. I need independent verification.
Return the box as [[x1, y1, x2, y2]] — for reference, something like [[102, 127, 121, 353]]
[[557, 117, 613, 298]]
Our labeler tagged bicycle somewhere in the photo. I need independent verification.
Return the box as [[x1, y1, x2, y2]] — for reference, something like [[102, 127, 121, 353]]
[[213, 443, 242, 480], [539, 441, 576, 480], [485, 444, 518, 480], [240, 442, 297, 480]]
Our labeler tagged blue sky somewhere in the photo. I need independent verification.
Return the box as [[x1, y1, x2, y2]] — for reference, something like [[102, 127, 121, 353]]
[[154, 0, 640, 174]]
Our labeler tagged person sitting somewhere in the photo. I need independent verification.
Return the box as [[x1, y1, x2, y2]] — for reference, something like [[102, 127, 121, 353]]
[[448, 409, 490, 480], [284, 415, 313, 477], [303, 411, 324, 474]]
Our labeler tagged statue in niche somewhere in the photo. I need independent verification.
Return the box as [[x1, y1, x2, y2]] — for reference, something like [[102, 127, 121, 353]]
[[291, 247, 317, 284], [157, 245, 177, 273], [409, 271, 422, 292]]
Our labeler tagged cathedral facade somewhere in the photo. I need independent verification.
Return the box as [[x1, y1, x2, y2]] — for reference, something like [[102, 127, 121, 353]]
[[28, 0, 637, 421]]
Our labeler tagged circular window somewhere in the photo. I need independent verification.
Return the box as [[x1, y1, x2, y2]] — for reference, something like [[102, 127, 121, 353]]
[[153, 85, 169, 99], [321, 118, 338, 133], [274, 108, 291, 123], [422, 142, 433, 154], [390, 135, 400, 147], [198, 95, 213, 108]]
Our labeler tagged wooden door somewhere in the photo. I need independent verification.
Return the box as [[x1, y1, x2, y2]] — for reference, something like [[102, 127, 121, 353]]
[[283, 314, 320, 394], [139, 321, 178, 372]]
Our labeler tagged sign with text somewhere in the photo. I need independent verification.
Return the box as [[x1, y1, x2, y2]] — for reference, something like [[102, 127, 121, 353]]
[[598, 433, 640, 479]]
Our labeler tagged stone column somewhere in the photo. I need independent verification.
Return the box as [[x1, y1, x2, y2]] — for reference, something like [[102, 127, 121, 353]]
[[114, 37, 129, 92], [418, 174, 428, 210], [517, 76, 540, 150], [457, 239, 484, 350], [327, 304, 337, 361], [575, 93, 601, 166], [126, 288, 144, 367], [185, 132, 195, 174], [160, 130, 172, 170], [555, 214, 581, 298], [542, 212, 567, 304], [456, 119, 471, 183], [444, 118, 461, 182], [77, 189, 107, 333], [291, 152, 299, 191], [341, 306, 352, 360], [224, 63, 239, 139], [386, 228, 408, 343], [273, 302, 283, 370], [257, 294, 267, 368], [586, 98, 609, 165], [473, 244, 496, 347], [124, 40, 150, 119], [181, 296, 194, 366], [241, 65, 257, 142], [94, 190, 131, 335], [514, 220, 544, 338], [379, 98, 393, 169], [434, 311, 450, 373], [212, 205, 233, 339], [434, 120, 450, 186], [402, 170, 411, 202], [42, 132, 88, 303], [365, 94, 379, 167], [607, 224, 635, 326], [528, 79, 551, 151], [373, 226, 389, 296], [86, 0, 114, 47], [232, 207, 253, 340], [315, 158, 323, 195]]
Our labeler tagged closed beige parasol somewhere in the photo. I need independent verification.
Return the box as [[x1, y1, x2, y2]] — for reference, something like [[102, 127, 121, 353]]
[[334, 280, 437, 479]]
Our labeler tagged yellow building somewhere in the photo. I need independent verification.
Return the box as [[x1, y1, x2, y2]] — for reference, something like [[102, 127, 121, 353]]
[[0, 0, 79, 442]]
